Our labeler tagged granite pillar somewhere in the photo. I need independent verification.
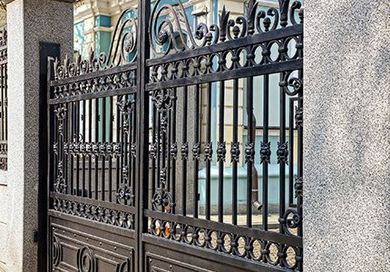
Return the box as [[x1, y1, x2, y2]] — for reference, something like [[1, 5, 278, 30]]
[[304, 1, 390, 271], [5, 0, 72, 271]]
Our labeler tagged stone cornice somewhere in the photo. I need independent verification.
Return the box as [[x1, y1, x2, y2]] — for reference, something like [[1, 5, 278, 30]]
[[4, 0, 75, 3]]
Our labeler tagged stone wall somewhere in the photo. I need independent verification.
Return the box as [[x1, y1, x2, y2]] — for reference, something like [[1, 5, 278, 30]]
[[4, 0, 73, 271], [304, 1, 390, 271]]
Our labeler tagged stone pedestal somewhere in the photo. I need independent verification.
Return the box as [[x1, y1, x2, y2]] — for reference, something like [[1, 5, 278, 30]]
[[304, 1, 390, 271], [5, 0, 72, 271]]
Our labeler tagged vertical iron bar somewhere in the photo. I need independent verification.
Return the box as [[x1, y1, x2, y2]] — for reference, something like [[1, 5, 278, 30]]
[[4, 59, 7, 141], [151, 99, 156, 208], [288, 97, 295, 207], [205, 82, 212, 220], [123, 95, 129, 205], [75, 101, 80, 196], [218, 81, 225, 223], [109, 96, 113, 202], [262, 74, 269, 230], [182, 86, 188, 216], [279, 72, 286, 233], [70, 102, 74, 195], [136, 1, 151, 270], [88, 99, 92, 198], [131, 96, 137, 206], [297, 69, 303, 237], [82, 100, 86, 196], [116, 96, 121, 202], [171, 88, 177, 213], [102, 98, 106, 201], [95, 98, 99, 199], [193, 84, 200, 218], [156, 112, 161, 191], [246, 76, 254, 228], [0, 64, 3, 141], [65, 103, 69, 194], [232, 78, 239, 225]]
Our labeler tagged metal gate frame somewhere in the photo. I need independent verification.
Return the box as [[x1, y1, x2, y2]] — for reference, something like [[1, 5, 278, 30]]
[[46, 1, 303, 271]]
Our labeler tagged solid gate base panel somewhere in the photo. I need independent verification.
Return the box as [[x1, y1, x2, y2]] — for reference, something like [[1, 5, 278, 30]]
[[49, 212, 135, 272]]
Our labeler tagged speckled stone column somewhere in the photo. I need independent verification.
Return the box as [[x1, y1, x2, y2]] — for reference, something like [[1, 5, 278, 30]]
[[5, 0, 72, 271], [304, 1, 390, 271]]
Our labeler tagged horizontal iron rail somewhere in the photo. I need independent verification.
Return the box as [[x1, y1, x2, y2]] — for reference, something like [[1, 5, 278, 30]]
[[50, 192, 137, 215], [146, 24, 303, 67], [48, 86, 137, 105], [146, 59, 303, 91], [50, 62, 137, 87], [145, 210, 302, 247], [50, 212, 135, 239]]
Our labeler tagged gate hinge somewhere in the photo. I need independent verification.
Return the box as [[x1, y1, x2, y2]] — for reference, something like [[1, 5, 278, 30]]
[[33, 230, 39, 243]]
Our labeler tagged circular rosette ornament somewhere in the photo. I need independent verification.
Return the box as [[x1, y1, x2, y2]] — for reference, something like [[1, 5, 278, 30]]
[[152, 190, 174, 213], [281, 209, 302, 236], [116, 184, 134, 205]]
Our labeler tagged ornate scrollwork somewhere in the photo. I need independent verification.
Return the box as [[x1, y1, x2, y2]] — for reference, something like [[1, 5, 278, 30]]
[[280, 70, 303, 96], [150, 0, 304, 56], [0, 157, 7, 171], [217, 142, 226, 162], [245, 143, 255, 163], [116, 258, 131, 272], [54, 162, 67, 194], [260, 142, 271, 164], [117, 184, 135, 205], [295, 176, 303, 198], [52, 234, 62, 267], [204, 143, 213, 161], [148, 216, 301, 269], [295, 105, 303, 128], [149, 142, 158, 159], [151, 89, 176, 112], [0, 141, 7, 171], [77, 247, 96, 272], [54, 9, 137, 80], [230, 142, 240, 162], [64, 142, 121, 157], [117, 96, 135, 113], [181, 142, 189, 160], [0, 26, 6, 47], [159, 167, 168, 187], [281, 209, 302, 236], [192, 143, 201, 160], [277, 142, 288, 164], [52, 69, 136, 100], [54, 104, 67, 120], [152, 190, 174, 213]]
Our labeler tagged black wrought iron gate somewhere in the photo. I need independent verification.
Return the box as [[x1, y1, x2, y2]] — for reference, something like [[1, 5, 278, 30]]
[[46, 1, 303, 271]]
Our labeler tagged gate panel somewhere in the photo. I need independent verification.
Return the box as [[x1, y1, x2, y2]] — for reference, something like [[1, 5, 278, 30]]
[[143, 0, 303, 271], [47, 10, 139, 271], [46, 1, 304, 271]]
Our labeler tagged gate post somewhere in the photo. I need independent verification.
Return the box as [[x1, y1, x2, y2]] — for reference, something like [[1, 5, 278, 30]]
[[5, 0, 72, 271], [304, 1, 389, 271]]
